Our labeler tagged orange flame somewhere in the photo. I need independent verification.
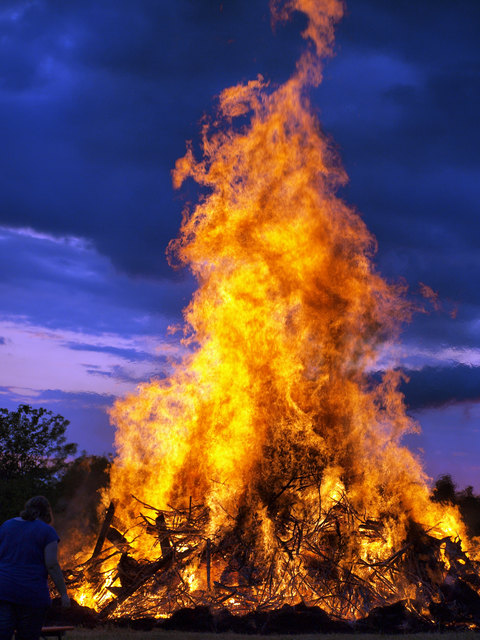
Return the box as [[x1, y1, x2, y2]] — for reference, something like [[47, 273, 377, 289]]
[[73, 0, 474, 617]]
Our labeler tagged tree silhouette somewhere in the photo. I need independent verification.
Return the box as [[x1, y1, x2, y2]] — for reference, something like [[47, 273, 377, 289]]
[[432, 474, 480, 538], [54, 453, 111, 544], [0, 404, 77, 522]]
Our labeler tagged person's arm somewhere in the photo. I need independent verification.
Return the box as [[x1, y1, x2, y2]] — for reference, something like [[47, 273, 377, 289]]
[[44, 541, 71, 608]]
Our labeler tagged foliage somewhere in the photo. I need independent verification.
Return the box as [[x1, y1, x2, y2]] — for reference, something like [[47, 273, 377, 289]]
[[432, 474, 480, 538], [0, 404, 77, 522], [54, 453, 112, 542]]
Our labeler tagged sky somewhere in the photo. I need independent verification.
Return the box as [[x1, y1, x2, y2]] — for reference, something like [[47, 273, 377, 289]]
[[0, 0, 479, 491]]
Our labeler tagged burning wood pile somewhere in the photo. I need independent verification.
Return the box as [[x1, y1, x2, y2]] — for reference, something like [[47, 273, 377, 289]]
[[64, 487, 480, 629], [62, 0, 480, 631]]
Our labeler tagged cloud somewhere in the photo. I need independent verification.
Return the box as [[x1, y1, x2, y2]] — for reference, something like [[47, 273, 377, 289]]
[[0, 226, 193, 334], [84, 364, 164, 385], [0, 316, 181, 400], [63, 341, 161, 363], [313, 1, 480, 356], [337, 0, 480, 68], [401, 364, 480, 410], [0, 0, 306, 279]]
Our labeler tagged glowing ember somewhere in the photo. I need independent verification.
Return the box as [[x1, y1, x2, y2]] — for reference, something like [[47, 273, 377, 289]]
[[68, 0, 479, 622]]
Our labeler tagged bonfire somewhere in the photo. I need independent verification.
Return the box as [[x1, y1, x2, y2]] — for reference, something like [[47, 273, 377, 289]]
[[65, 0, 480, 628]]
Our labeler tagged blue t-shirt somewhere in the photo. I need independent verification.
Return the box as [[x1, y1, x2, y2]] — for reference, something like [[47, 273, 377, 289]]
[[0, 518, 59, 607]]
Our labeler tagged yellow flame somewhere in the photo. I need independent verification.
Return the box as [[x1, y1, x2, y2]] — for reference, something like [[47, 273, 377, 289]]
[[69, 0, 472, 618]]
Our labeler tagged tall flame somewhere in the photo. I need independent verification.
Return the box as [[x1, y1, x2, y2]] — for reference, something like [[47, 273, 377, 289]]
[[80, 0, 470, 617]]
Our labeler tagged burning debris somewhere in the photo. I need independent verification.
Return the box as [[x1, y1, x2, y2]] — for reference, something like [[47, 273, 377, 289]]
[[64, 494, 479, 628], [64, 0, 479, 629]]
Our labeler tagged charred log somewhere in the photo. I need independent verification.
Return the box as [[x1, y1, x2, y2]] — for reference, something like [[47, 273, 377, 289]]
[[89, 502, 115, 561]]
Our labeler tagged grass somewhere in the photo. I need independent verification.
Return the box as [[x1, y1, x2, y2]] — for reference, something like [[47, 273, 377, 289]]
[[68, 631, 480, 640]]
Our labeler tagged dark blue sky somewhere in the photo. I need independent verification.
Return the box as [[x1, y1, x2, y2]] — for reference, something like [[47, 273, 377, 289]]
[[0, 0, 479, 489]]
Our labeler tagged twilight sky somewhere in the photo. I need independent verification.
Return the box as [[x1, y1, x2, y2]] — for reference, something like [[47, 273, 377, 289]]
[[0, 0, 479, 490]]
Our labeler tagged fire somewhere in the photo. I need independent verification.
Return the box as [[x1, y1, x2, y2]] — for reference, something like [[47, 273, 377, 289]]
[[68, 0, 479, 621]]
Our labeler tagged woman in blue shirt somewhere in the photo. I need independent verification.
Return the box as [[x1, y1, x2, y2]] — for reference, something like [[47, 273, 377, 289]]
[[0, 496, 70, 640]]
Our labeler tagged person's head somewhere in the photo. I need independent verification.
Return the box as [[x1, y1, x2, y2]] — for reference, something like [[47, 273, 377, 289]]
[[20, 496, 53, 524]]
